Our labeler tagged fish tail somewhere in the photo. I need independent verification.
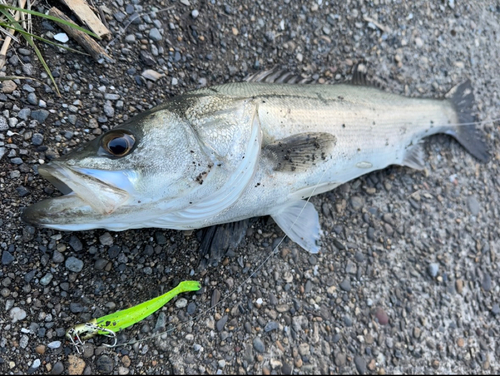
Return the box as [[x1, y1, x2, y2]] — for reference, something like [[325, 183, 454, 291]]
[[444, 80, 490, 162]]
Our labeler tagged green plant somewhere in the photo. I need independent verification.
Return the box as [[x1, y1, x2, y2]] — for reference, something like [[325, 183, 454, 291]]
[[0, 3, 99, 96]]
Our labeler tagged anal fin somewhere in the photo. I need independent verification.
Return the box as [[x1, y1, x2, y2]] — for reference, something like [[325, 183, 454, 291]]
[[271, 201, 322, 253], [402, 142, 425, 170]]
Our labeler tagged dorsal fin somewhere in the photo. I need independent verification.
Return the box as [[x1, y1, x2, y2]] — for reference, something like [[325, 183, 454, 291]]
[[244, 67, 313, 84], [350, 63, 388, 90]]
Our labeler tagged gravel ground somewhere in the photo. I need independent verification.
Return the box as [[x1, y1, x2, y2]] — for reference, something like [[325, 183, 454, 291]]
[[1, 0, 499, 374]]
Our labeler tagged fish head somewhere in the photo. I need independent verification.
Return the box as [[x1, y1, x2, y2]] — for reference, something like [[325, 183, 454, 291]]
[[22, 106, 217, 231]]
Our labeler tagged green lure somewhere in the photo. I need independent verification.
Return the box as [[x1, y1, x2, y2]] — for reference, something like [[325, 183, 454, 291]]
[[66, 280, 201, 351]]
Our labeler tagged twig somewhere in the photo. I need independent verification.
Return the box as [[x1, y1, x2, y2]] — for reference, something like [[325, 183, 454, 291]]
[[57, 0, 110, 38], [0, 0, 27, 69], [48, 6, 113, 63]]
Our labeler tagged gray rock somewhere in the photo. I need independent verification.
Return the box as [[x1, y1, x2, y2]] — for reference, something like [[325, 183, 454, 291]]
[[65, 256, 84, 272], [354, 355, 367, 374], [0, 115, 8, 131], [216, 315, 228, 331], [51, 361, 64, 375], [96, 355, 114, 374], [10, 307, 27, 323], [428, 263, 439, 278], [467, 195, 480, 216], [340, 277, 351, 291], [40, 273, 53, 286], [253, 337, 265, 353], [149, 28, 162, 41], [264, 321, 279, 332], [31, 110, 49, 123], [99, 232, 113, 246], [31, 133, 44, 146], [27, 92, 37, 105], [483, 273, 492, 291], [2, 251, 14, 265], [103, 101, 114, 117], [18, 108, 31, 120], [69, 235, 83, 251]]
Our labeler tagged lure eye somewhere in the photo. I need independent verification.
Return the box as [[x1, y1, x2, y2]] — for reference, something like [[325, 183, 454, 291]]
[[100, 131, 135, 158]]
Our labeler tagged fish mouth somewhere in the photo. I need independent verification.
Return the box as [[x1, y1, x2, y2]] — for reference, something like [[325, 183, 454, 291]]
[[22, 162, 131, 228]]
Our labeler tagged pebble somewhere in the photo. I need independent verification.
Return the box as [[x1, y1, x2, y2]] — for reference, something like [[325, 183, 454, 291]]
[[30, 109, 49, 123], [191, 9, 199, 18], [354, 355, 367, 374], [141, 69, 164, 81], [350, 196, 364, 210], [47, 341, 61, 349], [375, 308, 389, 325], [2, 251, 14, 265], [264, 321, 279, 332], [31, 359, 41, 369], [340, 277, 351, 291], [175, 298, 188, 308], [482, 273, 492, 291], [69, 235, 83, 252], [27, 93, 37, 105], [67, 355, 85, 375], [51, 361, 64, 375], [467, 195, 480, 215], [187, 302, 196, 315], [99, 232, 114, 246], [65, 257, 84, 273], [216, 315, 228, 331], [0, 116, 8, 130], [96, 355, 114, 373], [40, 273, 53, 286], [253, 337, 265, 353], [335, 352, 346, 366], [18, 108, 31, 120], [428, 263, 439, 278], [149, 28, 162, 41], [54, 33, 69, 43]]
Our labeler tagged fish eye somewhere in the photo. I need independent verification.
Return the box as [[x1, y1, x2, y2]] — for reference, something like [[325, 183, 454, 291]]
[[100, 131, 135, 158]]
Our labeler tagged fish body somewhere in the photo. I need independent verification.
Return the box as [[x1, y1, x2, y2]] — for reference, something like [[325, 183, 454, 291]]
[[22, 76, 488, 253]]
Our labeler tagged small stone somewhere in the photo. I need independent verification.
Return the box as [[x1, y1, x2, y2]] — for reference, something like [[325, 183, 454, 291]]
[[35, 345, 46, 355], [264, 321, 279, 332], [32, 359, 41, 369], [456, 279, 464, 294], [65, 257, 84, 273], [99, 232, 113, 246], [191, 9, 199, 18], [339, 277, 351, 292], [335, 352, 346, 367], [30, 109, 49, 123], [467, 196, 480, 215], [253, 337, 265, 353], [40, 273, 53, 285], [282, 362, 292, 375], [96, 355, 114, 374], [428, 263, 439, 278], [457, 338, 465, 347], [216, 315, 228, 331], [350, 196, 364, 210], [32, 133, 44, 146], [51, 361, 64, 375], [47, 341, 61, 349], [354, 355, 367, 375], [149, 28, 162, 41], [54, 33, 69, 43], [2, 251, 14, 265], [141, 69, 164, 81], [67, 355, 85, 375], [1, 80, 17, 93], [175, 298, 187, 309], [69, 235, 83, 252], [375, 308, 389, 325], [482, 273, 492, 291]]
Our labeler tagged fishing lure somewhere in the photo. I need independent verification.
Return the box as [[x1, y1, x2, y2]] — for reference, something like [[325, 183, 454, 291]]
[[66, 280, 201, 352]]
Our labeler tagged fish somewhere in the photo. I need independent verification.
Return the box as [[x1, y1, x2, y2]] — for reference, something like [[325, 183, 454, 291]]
[[22, 68, 489, 253]]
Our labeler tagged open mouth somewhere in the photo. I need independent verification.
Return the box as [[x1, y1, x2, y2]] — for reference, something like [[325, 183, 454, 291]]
[[22, 162, 131, 227]]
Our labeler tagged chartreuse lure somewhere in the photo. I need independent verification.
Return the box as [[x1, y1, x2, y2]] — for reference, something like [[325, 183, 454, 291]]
[[66, 281, 201, 352]]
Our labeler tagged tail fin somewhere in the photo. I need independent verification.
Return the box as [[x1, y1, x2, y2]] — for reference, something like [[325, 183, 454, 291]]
[[444, 80, 490, 163]]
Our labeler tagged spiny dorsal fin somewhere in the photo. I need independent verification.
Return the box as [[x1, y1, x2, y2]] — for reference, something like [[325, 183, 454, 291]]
[[244, 67, 313, 84], [350, 63, 388, 90]]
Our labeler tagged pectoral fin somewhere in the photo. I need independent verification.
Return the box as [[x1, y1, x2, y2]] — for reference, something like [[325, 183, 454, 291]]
[[271, 200, 322, 253]]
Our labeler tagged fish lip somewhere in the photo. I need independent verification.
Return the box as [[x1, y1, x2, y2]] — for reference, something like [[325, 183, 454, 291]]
[[22, 162, 131, 227]]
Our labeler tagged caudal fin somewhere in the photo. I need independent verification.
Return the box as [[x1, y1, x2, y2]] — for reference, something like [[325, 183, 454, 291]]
[[444, 80, 490, 163]]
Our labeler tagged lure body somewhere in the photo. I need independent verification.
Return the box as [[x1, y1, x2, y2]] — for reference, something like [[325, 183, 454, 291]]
[[66, 281, 201, 348]]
